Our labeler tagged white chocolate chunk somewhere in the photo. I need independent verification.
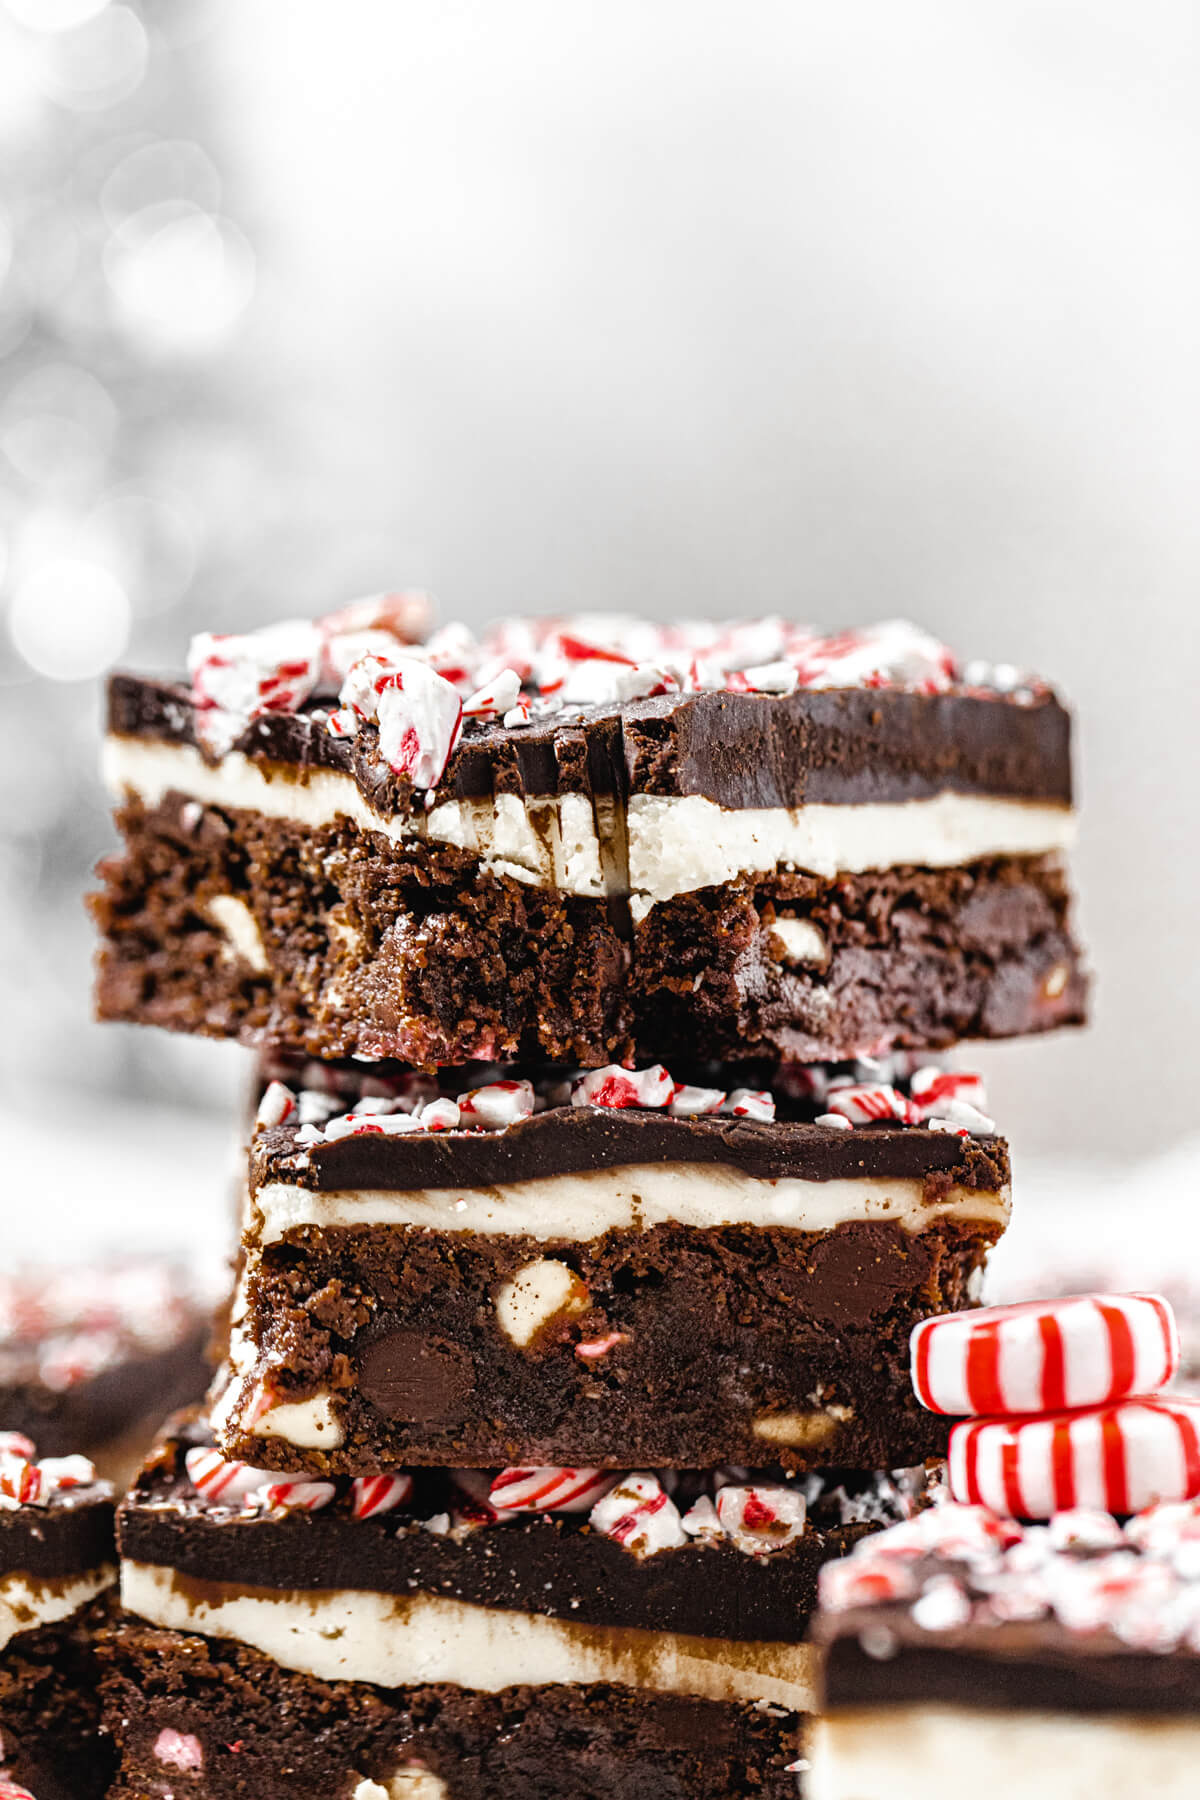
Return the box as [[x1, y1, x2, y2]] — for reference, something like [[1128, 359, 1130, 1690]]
[[494, 1259, 589, 1347]]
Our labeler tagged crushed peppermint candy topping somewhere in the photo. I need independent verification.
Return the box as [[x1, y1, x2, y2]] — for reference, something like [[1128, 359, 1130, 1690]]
[[184, 611, 1051, 786], [259, 1057, 993, 1153], [819, 1497, 1200, 1653], [0, 1443, 101, 1510], [174, 1441, 928, 1555]]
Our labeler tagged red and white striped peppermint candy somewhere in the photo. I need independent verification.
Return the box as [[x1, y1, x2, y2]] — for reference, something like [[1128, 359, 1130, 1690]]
[[188, 621, 324, 741], [907, 1067, 989, 1119], [912, 1294, 1179, 1417], [720, 1088, 776, 1122], [36, 1454, 96, 1491], [319, 590, 432, 646], [339, 652, 463, 789], [824, 1084, 915, 1126], [714, 1483, 808, 1556], [252, 1478, 337, 1514], [818, 1553, 919, 1610], [0, 1432, 35, 1460], [256, 1081, 296, 1130], [0, 1775, 36, 1800], [572, 1066, 674, 1110], [419, 1097, 461, 1132], [458, 1079, 535, 1128], [184, 1446, 276, 1506], [588, 1473, 687, 1556], [489, 1467, 617, 1513], [325, 706, 359, 738], [949, 1396, 1200, 1518], [462, 669, 522, 719], [0, 1453, 44, 1506], [668, 1084, 726, 1117], [351, 1473, 414, 1519]]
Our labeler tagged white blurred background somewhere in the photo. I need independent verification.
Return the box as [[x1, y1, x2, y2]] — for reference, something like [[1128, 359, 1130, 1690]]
[[1, 0, 1197, 1265]]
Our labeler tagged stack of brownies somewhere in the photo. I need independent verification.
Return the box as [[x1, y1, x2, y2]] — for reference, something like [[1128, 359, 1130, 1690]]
[[84, 604, 1084, 1796]]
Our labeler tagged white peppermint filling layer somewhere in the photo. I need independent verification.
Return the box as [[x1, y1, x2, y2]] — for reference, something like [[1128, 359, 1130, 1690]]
[[120, 1564, 817, 1711], [0, 1565, 116, 1653], [252, 1167, 1010, 1247], [807, 1705, 1200, 1800], [104, 735, 1074, 910]]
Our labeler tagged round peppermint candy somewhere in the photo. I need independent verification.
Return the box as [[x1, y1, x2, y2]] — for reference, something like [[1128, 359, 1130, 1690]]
[[911, 1294, 1178, 1417], [948, 1396, 1200, 1518]]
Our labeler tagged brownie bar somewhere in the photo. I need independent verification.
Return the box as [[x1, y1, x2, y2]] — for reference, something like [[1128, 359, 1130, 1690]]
[[808, 1500, 1200, 1799], [213, 1058, 1009, 1472], [0, 1441, 117, 1800], [93, 614, 1085, 1066], [108, 1420, 933, 1798], [101, 1622, 802, 1800], [0, 1262, 210, 1477]]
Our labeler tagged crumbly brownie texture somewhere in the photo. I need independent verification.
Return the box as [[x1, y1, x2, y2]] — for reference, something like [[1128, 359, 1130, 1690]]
[[0, 1264, 210, 1463], [219, 1062, 1007, 1471], [120, 1420, 930, 1646], [93, 788, 1084, 1066], [224, 1214, 992, 1472], [1, 1600, 116, 1800], [100, 1620, 802, 1800]]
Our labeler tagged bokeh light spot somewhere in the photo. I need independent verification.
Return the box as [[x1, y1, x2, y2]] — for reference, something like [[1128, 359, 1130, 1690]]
[[9, 556, 131, 679]]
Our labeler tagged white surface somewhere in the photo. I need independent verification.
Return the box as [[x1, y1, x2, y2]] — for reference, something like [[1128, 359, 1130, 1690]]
[[808, 1704, 1200, 1799], [121, 1562, 817, 1709]]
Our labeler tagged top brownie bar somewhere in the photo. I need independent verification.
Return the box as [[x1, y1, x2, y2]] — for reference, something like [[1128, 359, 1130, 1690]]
[[94, 604, 1086, 1067]]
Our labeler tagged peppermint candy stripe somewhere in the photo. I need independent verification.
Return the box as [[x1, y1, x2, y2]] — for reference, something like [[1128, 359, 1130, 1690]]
[[490, 1467, 616, 1513], [184, 1447, 276, 1505], [254, 1479, 337, 1514], [948, 1397, 1200, 1518], [351, 1474, 414, 1519], [824, 1084, 915, 1126], [912, 1294, 1178, 1417]]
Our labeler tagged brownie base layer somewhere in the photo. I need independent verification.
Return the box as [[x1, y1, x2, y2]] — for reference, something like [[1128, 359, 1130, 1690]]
[[1, 1327, 209, 1462], [0, 1603, 115, 1800], [100, 1619, 802, 1800], [221, 1217, 992, 1471], [91, 790, 1086, 1066]]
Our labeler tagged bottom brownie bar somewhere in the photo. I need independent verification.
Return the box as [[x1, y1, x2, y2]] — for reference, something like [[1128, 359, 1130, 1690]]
[[808, 1499, 1200, 1800], [108, 1417, 936, 1796], [101, 1621, 801, 1800], [0, 1436, 117, 1800]]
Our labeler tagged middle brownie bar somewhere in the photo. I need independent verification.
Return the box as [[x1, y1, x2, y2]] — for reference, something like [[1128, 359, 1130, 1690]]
[[213, 1058, 1009, 1473]]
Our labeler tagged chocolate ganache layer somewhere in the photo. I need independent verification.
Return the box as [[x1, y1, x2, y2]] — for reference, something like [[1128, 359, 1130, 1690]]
[[108, 672, 1072, 813]]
